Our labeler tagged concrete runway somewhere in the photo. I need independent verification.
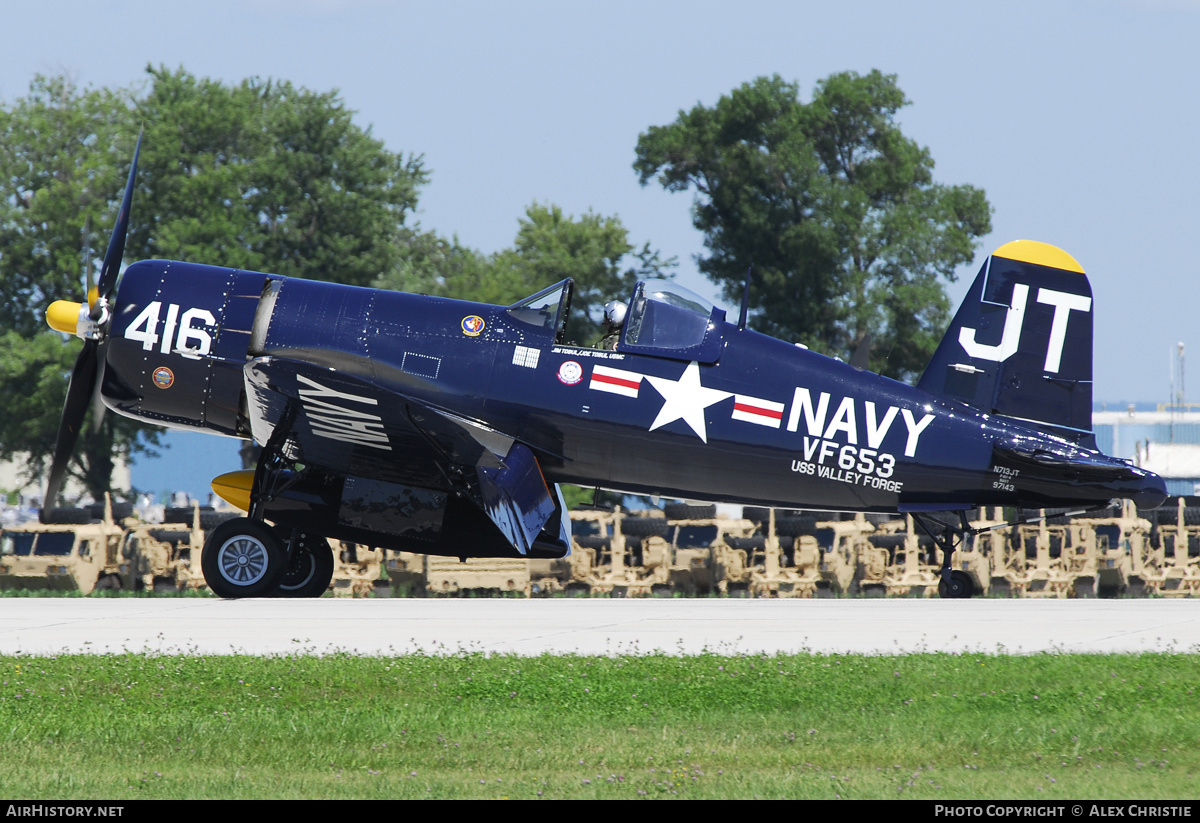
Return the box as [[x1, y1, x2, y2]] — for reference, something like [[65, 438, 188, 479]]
[[0, 598, 1198, 656]]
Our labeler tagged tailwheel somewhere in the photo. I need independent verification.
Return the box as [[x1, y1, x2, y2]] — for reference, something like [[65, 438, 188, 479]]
[[201, 517, 286, 598], [275, 532, 335, 598], [938, 569, 975, 599], [913, 513, 977, 599]]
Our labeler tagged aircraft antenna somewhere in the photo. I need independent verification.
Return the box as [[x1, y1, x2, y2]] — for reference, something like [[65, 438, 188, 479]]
[[737, 266, 752, 330]]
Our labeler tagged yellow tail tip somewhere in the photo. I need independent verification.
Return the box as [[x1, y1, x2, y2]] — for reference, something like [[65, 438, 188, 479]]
[[992, 240, 1085, 274]]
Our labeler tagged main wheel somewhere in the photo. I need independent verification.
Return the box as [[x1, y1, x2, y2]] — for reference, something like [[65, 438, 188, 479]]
[[275, 535, 335, 598], [938, 569, 975, 599], [201, 518, 286, 599]]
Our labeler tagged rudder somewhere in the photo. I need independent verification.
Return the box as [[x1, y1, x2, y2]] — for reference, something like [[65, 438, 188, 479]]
[[917, 240, 1094, 444]]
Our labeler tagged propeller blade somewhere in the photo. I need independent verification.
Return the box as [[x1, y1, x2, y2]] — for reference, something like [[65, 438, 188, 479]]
[[90, 340, 108, 434], [42, 340, 99, 515], [82, 215, 93, 296], [93, 129, 142, 313]]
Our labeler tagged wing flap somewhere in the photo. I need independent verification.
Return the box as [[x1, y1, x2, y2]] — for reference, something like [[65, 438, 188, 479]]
[[476, 442, 558, 555], [242, 356, 564, 555]]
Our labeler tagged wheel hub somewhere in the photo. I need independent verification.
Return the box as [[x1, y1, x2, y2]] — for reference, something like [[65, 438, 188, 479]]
[[218, 536, 269, 585]]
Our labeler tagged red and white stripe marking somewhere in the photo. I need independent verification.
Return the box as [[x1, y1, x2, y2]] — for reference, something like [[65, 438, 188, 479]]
[[589, 364, 643, 398], [731, 394, 785, 428]]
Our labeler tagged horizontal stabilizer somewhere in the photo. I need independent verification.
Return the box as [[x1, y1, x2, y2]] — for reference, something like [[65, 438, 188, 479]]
[[992, 438, 1167, 510], [993, 440, 1139, 481]]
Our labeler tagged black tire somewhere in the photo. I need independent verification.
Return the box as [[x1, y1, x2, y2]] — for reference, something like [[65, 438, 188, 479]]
[[42, 507, 92, 525], [86, 501, 133, 521], [775, 516, 817, 538], [1156, 507, 1178, 526], [574, 535, 610, 551], [201, 518, 286, 599], [663, 503, 716, 520], [742, 506, 771, 524], [94, 575, 122, 591], [726, 536, 766, 552], [164, 507, 195, 524], [275, 535, 335, 598], [937, 570, 974, 599], [867, 534, 907, 550], [621, 516, 670, 537], [91, 501, 134, 520], [200, 510, 240, 530]]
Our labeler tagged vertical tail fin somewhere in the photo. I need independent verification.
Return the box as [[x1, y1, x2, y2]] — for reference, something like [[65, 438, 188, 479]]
[[917, 240, 1094, 444]]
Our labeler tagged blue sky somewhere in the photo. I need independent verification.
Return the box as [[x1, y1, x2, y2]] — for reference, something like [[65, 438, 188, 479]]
[[4, 0, 1199, 496]]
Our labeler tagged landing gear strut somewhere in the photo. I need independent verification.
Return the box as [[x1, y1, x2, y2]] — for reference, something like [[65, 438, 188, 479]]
[[202, 434, 334, 599], [274, 530, 335, 598], [913, 513, 976, 599]]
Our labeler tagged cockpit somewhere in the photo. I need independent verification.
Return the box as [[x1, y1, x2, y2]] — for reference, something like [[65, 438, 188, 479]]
[[505, 278, 726, 362], [506, 280, 573, 344], [621, 279, 725, 362]]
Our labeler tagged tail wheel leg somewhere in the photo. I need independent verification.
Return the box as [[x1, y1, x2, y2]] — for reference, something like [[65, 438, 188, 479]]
[[914, 514, 976, 599]]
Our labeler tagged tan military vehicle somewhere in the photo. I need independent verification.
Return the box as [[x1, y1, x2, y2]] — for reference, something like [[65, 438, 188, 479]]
[[122, 506, 205, 591], [1138, 497, 1200, 596], [993, 511, 1076, 597], [568, 507, 670, 596], [380, 546, 566, 598], [733, 508, 836, 598], [960, 509, 1004, 595], [383, 550, 425, 595], [1063, 503, 1151, 597], [811, 513, 873, 596], [862, 515, 940, 596], [328, 541, 386, 597], [641, 504, 754, 596], [423, 555, 533, 596], [0, 496, 129, 594], [122, 504, 248, 592], [860, 511, 992, 597]]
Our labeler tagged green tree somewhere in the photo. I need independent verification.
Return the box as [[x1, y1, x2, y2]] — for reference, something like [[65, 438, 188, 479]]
[[0, 68, 428, 501], [384, 227, 531, 305], [495, 203, 672, 345], [0, 331, 156, 501], [130, 66, 428, 285], [0, 75, 133, 336], [634, 71, 991, 379]]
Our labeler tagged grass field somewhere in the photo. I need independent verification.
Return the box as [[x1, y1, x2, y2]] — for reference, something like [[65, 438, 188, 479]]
[[0, 651, 1195, 799]]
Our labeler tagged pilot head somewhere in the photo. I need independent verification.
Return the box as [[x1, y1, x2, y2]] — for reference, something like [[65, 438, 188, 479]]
[[603, 300, 627, 331]]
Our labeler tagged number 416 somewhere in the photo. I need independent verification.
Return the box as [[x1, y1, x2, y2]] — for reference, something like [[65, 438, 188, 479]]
[[123, 301, 215, 360]]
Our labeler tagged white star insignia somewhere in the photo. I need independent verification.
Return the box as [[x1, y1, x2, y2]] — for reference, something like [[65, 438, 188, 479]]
[[644, 361, 731, 443]]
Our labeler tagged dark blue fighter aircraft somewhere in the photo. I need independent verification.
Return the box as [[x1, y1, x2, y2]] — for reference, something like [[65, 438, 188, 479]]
[[43, 139, 1167, 598]]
